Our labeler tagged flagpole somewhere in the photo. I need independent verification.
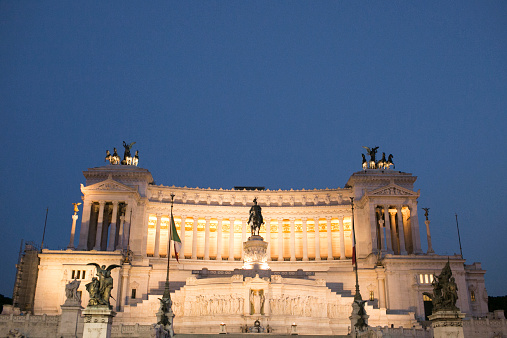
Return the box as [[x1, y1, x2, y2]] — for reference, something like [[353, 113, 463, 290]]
[[455, 213, 463, 258], [350, 197, 361, 302], [163, 193, 175, 299]]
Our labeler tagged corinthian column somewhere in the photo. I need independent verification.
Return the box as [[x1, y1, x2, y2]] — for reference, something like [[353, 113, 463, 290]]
[[339, 216, 346, 259], [410, 203, 423, 254], [68, 214, 79, 250], [229, 218, 235, 261], [265, 219, 271, 261], [217, 217, 223, 261], [383, 206, 393, 254], [77, 200, 91, 250], [278, 218, 283, 261], [93, 201, 105, 251], [204, 217, 211, 260], [107, 201, 119, 251], [314, 218, 321, 261], [192, 217, 198, 259], [241, 218, 246, 259], [302, 218, 308, 261], [290, 218, 296, 261], [180, 215, 186, 259], [397, 207, 407, 255], [326, 217, 333, 260], [154, 214, 162, 258]]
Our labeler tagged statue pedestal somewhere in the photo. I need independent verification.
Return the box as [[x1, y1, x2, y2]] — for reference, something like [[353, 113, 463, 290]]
[[82, 306, 116, 338], [58, 303, 83, 338], [243, 236, 269, 270], [349, 300, 369, 338], [429, 310, 465, 338]]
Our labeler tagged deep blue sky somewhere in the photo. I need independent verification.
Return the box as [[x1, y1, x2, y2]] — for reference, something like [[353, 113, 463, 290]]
[[1, 2, 506, 297]]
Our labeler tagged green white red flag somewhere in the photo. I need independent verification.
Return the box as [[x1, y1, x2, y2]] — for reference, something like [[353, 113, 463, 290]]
[[351, 229, 356, 266], [170, 214, 182, 262]]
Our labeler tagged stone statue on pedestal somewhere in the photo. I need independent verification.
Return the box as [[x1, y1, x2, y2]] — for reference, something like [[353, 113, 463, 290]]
[[85, 263, 121, 308], [248, 198, 264, 237], [64, 279, 81, 305], [424, 261, 459, 312]]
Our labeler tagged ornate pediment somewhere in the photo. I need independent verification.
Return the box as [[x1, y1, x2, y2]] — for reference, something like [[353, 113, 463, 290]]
[[367, 184, 418, 197], [81, 177, 136, 193]]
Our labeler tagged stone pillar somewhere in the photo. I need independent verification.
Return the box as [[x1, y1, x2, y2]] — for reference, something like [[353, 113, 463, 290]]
[[369, 203, 378, 253], [93, 201, 106, 251], [339, 216, 346, 259], [124, 204, 132, 249], [326, 217, 333, 260], [204, 216, 211, 260], [192, 217, 198, 259], [107, 201, 119, 251], [82, 307, 116, 338], [314, 218, 321, 261], [397, 207, 407, 255], [429, 311, 465, 338], [383, 206, 393, 254], [302, 218, 308, 261], [378, 274, 386, 309], [265, 219, 271, 261], [180, 215, 186, 259], [59, 303, 83, 338], [277, 218, 283, 261], [119, 263, 131, 310], [410, 204, 423, 254], [389, 209, 399, 254], [425, 219, 434, 254], [154, 214, 162, 258], [68, 214, 79, 250], [290, 218, 296, 261], [77, 200, 92, 250], [217, 217, 223, 260], [116, 215, 125, 251], [378, 211, 386, 254], [241, 218, 246, 259], [229, 218, 235, 261]]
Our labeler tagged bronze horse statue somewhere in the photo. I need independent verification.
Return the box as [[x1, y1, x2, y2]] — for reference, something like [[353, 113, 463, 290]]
[[248, 198, 264, 237]]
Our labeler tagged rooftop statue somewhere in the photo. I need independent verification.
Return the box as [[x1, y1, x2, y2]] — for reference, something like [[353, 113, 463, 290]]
[[362, 146, 379, 169], [387, 154, 394, 169], [72, 202, 82, 215], [85, 263, 121, 308], [105, 142, 138, 166], [248, 198, 264, 237], [423, 261, 459, 312]]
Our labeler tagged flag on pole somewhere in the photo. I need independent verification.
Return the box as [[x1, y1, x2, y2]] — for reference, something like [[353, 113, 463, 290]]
[[170, 214, 182, 262], [351, 230, 356, 266]]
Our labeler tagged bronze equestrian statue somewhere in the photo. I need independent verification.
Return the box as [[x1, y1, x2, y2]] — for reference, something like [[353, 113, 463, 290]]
[[248, 198, 264, 237]]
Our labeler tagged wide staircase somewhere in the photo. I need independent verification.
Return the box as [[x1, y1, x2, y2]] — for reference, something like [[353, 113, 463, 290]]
[[127, 280, 187, 307]]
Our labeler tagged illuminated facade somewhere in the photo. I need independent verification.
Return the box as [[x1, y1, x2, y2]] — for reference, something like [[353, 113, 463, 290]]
[[32, 164, 489, 334]]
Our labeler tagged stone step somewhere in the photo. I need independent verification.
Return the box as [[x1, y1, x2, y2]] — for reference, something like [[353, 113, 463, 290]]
[[176, 335, 350, 338]]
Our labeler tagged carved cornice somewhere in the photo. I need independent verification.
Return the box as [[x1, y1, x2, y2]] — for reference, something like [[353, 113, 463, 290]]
[[366, 183, 419, 198], [146, 185, 352, 207], [81, 177, 141, 200]]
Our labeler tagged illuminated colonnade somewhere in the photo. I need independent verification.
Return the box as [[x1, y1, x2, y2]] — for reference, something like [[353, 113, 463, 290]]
[[370, 203, 422, 255], [77, 199, 131, 251], [145, 213, 354, 261]]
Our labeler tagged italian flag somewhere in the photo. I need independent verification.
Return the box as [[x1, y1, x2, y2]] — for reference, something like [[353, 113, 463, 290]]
[[170, 214, 182, 262], [351, 230, 356, 266]]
